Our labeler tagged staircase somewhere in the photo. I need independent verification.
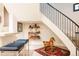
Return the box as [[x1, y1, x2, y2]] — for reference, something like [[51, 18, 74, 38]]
[[40, 3, 79, 56]]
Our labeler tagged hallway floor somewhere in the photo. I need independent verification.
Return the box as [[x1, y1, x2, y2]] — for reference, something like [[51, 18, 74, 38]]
[[0, 39, 70, 56], [25, 39, 69, 56], [28, 39, 43, 56]]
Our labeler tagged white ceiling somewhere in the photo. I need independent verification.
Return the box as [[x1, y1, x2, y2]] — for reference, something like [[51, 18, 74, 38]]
[[4, 3, 41, 22]]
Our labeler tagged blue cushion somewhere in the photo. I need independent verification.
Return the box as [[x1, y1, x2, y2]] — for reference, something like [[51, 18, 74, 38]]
[[0, 39, 29, 51]]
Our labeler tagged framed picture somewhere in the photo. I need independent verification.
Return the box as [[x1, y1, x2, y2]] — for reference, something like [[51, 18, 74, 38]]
[[73, 3, 79, 11], [17, 22, 23, 32]]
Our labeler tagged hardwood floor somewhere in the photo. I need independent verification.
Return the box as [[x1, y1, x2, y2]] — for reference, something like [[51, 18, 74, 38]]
[[28, 39, 43, 56]]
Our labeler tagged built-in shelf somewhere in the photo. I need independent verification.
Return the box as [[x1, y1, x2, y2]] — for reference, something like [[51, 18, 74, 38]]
[[4, 6, 9, 26], [0, 32, 18, 37], [28, 23, 40, 39]]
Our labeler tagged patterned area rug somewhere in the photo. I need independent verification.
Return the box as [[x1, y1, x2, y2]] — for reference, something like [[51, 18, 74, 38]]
[[35, 46, 70, 56]]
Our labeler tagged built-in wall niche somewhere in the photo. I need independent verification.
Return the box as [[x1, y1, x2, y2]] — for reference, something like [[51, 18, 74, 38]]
[[4, 6, 9, 26], [28, 23, 40, 40]]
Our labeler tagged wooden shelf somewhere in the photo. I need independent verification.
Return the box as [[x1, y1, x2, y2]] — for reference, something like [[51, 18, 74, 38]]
[[28, 24, 40, 40], [28, 31, 40, 34], [29, 36, 40, 39]]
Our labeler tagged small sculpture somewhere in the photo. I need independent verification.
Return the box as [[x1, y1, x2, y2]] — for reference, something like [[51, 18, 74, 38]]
[[43, 37, 55, 52]]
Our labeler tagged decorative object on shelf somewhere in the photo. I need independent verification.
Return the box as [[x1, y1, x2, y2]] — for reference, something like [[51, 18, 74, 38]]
[[29, 25, 33, 29], [43, 37, 55, 52], [73, 3, 79, 11], [28, 23, 40, 40], [29, 24, 40, 29], [17, 22, 23, 32]]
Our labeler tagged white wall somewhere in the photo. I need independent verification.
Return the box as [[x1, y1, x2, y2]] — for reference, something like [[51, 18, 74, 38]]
[[40, 23, 65, 46], [50, 3, 79, 25], [9, 15, 17, 33], [0, 4, 5, 32], [4, 3, 41, 22], [4, 3, 41, 33], [16, 22, 65, 46]]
